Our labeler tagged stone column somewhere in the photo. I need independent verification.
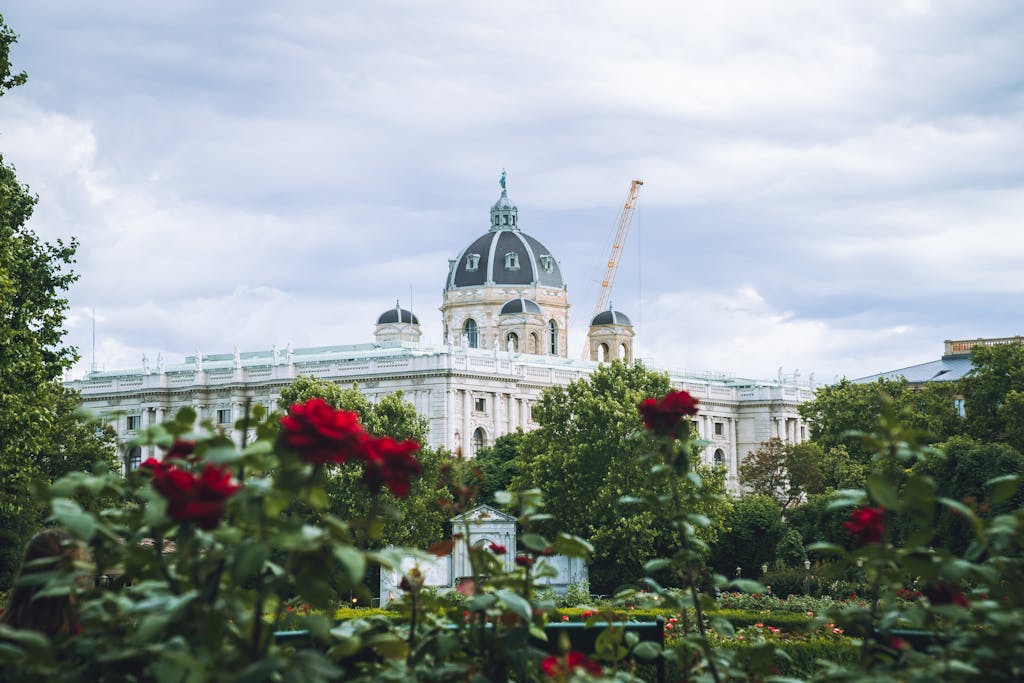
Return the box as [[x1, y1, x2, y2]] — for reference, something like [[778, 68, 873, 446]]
[[447, 389, 456, 451], [461, 390, 471, 458], [729, 417, 739, 481], [492, 392, 500, 440]]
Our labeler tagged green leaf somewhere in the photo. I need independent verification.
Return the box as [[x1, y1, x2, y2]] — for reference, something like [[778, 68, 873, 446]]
[[644, 558, 672, 574], [806, 542, 845, 557], [497, 590, 531, 621], [725, 579, 765, 594], [520, 532, 550, 552], [203, 446, 242, 465], [231, 541, 268, 583], [554, 532, 593, 559], [938, 497, 983, 535], [50, 498, 96, 541], [866, 473, 899, 509], [632, 641, 661, 660], [987, 474, 1020, 504], [334, 546, 366, 585], [493, 490, 513, 505]]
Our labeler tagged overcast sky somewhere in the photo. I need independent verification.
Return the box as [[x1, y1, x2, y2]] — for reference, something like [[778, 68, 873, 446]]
[[3, 1, 1022, 383]]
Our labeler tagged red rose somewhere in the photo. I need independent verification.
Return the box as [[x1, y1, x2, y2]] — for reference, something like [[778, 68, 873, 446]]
[[280, 398, 369, 464], [515, 554, 534, 568], [540, 651, 602, 678], [146, 461, 240, 529], [638, 390, 699, 436], [843, 506, 884, 547], [361, 436, 422, 498], [924, 582, 970, 608], [488, 543, 507, 555], [164, 439, 196, 460]]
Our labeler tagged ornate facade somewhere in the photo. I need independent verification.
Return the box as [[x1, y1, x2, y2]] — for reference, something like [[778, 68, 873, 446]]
[[68, 177, 815, 489]]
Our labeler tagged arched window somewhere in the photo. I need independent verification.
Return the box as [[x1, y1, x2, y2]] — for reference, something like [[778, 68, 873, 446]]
[[127, 446, 142, 471], [506, 332, 518, 352], [713, 449, 725, 468], [529, 332, 539, 354], [548, 320, 558, 355], [472, 427, 486, 456], [464, 319, 479, 348], [619, 343, 628, 360], [598, 343, 609, 363]]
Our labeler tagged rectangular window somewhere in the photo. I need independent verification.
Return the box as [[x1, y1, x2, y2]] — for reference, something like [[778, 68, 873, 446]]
[[126, 415, 142, 431], [714, 421, 724, 436], [218, 408, 232, 424], [953, 397, 966, 418], [474, 398, 486, 413]]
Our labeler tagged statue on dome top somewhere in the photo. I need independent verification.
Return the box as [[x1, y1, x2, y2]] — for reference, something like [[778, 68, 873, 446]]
[[499, 169, 507, 191]]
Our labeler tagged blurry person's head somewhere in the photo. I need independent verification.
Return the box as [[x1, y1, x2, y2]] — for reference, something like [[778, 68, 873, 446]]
[[1, 528, 84, 637]]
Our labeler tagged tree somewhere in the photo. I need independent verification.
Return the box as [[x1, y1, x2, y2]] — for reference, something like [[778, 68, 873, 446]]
[[799, 378, 963, 461], [512, 360, 729, 593], [738, 437, 824, 509], [470, 431, 525, 506], [277, 375, 451, 549], [709, 494, 784, 579], [912, 435, 1024, 554], [1, 14, 118, 588], [961, 343, 1024, 449]]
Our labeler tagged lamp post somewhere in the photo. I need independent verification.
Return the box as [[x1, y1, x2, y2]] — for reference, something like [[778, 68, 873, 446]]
[[803, 558, 811, 596], [856, 557, 864, 596], [735, 566, 742, 579]]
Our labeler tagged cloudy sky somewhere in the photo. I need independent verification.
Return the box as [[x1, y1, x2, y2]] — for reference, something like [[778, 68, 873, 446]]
[[3, 1, 1022, 382]]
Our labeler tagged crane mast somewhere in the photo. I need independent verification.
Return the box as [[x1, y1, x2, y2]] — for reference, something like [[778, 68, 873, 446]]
[[580, 179, 643, 360]]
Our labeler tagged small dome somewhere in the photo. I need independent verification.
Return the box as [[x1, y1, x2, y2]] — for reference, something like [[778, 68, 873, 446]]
[[591, 309, 632, 326], [500, 298, 542, 315], [377, 306, 419, 325], [491, 191, 516, 213]]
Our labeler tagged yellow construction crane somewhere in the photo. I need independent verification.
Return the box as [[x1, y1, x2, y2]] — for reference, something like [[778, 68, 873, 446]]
[[580, 179, 643, 360]]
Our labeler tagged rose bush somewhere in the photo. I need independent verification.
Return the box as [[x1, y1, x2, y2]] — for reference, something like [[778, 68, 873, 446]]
[[1, 389, 1022, 681]]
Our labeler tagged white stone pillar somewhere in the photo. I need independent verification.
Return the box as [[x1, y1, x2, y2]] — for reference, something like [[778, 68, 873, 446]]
[[729, 417, 739, 481], [447, 389, 456, 451], [492, 392, 500, 441], [461, 390, 471, 458]]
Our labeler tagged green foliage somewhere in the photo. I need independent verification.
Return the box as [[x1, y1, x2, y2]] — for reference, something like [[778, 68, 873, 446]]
[[775, 526, 808, 568], [739, 438, 825, 509], [469, 431, 524, 505], [913, 435, 1024, 554], [0, 20, 117, 589], [513, 360, 728, 593], [962, 342, 1024, 449], [711, 494, 784, 578], [279, 375, 449, 550], [799, 377, 962, 461]]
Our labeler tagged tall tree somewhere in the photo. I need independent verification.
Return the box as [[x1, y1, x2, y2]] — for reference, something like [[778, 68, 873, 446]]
[[799, 377, 962, 461], [961, 343, 1024, 450], [738, 438, 824, 509], [1, 13, 117, 588], [512, 360, 729, 593]]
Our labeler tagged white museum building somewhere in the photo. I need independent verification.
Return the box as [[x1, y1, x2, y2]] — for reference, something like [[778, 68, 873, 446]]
[[68, 180, 815, 489]]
